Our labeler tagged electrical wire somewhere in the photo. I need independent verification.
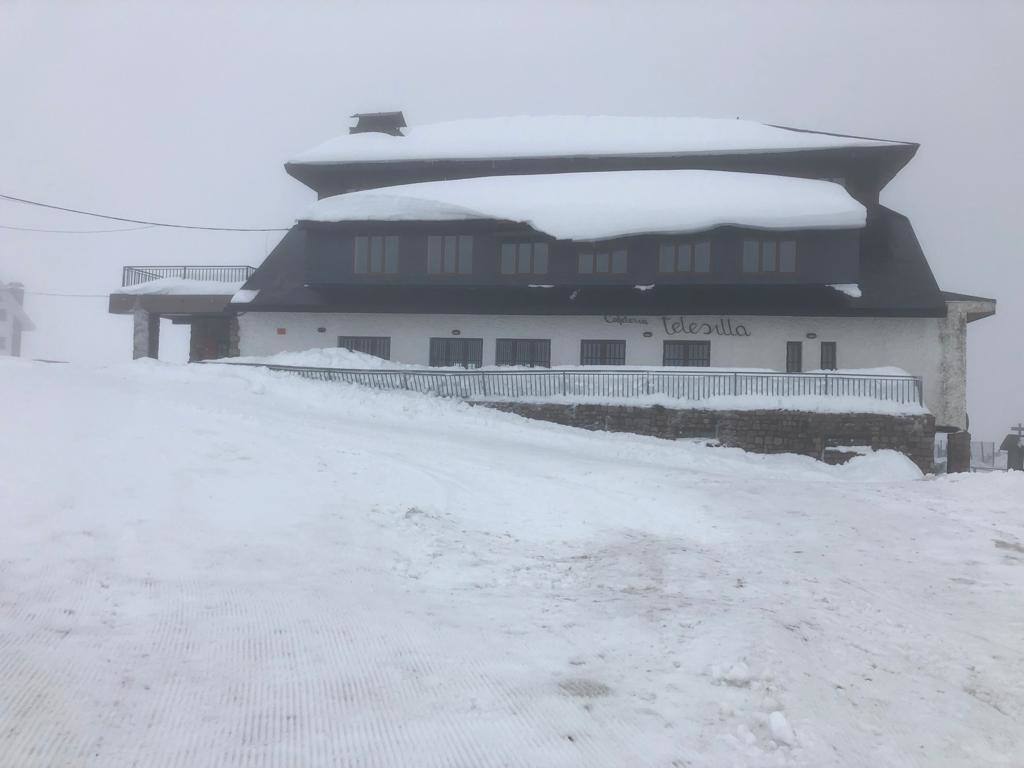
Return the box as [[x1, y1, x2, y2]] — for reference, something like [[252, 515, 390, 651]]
[[22, 290, 110, 298], [0, 222, 155, 234], [0, 192, 290, 232]]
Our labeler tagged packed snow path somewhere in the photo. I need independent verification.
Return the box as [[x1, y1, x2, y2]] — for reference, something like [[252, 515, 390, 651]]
[[1, 359, 1022, 767]]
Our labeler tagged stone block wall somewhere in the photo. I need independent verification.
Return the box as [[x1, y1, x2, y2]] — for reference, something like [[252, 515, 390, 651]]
[[478, 402, 936, 473]]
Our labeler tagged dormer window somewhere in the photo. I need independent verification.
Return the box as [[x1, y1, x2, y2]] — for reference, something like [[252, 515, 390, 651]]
[[354, 235, 399, 274], [742, 238, 797, 274], [500, 242, 549, 275], [428, 235, 473, 275], [578, 248, 627, 275], [659, 241, 711, 274]]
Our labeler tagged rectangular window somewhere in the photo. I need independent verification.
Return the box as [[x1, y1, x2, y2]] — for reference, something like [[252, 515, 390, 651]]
[[743, 238, 797, 274], [338, 336, 391, 360], [580, 339, 626, 366], [786, 341, 803, 373], [354, 235, 399, 274], [658, 241, 711, 274], [820, 341, 837, 371], [0, 309, 7, 322], [779, 240, 797, 273], [429, 337, 483, 368], [579, 249, 627, 275], [500, 241, 548, 275], [428, 235, 473, 275], [0, 335, 6, 351], [495, 339, 551, 367], [663, 340, 711, 367]]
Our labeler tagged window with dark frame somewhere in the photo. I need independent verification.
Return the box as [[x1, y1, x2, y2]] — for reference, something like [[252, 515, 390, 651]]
[[429, 337, 483, 368], [786, 341, 803, 373], [580, 339, 626, 365], [354, 235, 399, 274], [658, 241, 712, 274], [495, 339, 551, 367], [578, 248, 628, 275], [742, 238, 797, 274], [428, 235, 474, 275], [500, 242, 549, 275], [663, 340, 711, 367], [820, 341, 837, 371], [338, 336, 391, 360]]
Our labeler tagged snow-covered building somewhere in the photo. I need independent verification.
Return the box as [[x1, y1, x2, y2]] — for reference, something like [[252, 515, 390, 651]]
[[111, 114, 995, 435], [0, 282, 34, 357]]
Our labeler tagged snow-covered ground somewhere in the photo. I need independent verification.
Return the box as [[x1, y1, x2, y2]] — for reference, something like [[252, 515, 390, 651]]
[[1, 358, 1022, 767]]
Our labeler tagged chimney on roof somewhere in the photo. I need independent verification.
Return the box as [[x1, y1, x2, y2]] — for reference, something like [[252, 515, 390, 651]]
[[349, 111, 406, 136]]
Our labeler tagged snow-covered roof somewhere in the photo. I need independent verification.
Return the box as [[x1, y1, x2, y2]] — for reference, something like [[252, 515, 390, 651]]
[[112, 278, 246, 296], [290, 115, 906, 166], [302, 170, 866, 241]]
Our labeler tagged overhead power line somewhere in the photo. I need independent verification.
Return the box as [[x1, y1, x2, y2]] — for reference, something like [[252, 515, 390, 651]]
[[0, 222, 155, 234], [0, 192, 291, 232], [23, 290, 110, 298]]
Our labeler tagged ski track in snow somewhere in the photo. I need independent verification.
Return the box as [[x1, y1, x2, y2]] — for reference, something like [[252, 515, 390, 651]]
[[1, 358, 1022, 767]]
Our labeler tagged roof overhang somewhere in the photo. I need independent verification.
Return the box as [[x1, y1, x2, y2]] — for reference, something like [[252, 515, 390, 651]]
[[108, 293, 235, 317], [942, 291, 997, 323]]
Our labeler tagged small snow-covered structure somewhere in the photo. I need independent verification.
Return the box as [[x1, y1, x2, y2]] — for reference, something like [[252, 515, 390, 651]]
[[999, 426, 1024, 471], [0, 282, 35, 357]]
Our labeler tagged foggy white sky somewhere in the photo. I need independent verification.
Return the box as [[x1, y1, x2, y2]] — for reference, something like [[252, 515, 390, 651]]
[[1, 0, 1020, 440]]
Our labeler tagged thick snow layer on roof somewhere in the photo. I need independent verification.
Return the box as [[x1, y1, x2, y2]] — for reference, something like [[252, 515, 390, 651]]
[[304, 170, 865, 241], [113, 278, 245, 296], [291, 115, 903, 165]]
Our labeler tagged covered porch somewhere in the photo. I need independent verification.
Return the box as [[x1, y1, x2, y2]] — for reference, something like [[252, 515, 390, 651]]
[[108, 265, 254, 361]]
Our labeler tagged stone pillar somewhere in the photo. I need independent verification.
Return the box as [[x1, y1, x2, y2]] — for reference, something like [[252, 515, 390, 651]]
[[132, 307, 159, 359], [946, 430, 971, 473]]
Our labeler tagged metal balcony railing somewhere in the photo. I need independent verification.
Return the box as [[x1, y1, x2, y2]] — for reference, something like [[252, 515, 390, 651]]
[[206, 363, 925, 406], [121, 265, 256, 287]]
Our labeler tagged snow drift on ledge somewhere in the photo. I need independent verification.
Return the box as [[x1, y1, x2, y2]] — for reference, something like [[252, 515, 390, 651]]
[[218, 347, 926, 416], [303, 170, 867, 242]]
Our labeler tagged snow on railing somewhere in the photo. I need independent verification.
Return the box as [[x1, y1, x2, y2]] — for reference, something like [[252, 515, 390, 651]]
[[205, 363, 925, 407], [122, 265, 256, 287]]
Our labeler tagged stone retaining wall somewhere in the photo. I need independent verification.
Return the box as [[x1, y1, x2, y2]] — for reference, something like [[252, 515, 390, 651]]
[[478, 402, 936, 472]]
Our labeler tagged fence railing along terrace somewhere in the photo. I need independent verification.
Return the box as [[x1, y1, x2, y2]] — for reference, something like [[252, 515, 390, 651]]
[[122, 265, 256, 287], [209, 363, 925, 406]]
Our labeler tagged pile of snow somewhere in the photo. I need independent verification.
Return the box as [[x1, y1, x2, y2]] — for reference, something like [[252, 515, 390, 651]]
[[303, 170, 867, 242], [229, 346, 414, 369], [230, 288, 260, 304], [290, 115, 905, 165], [114, 277, 245, 296], [828, 283, 863, 298], [1, 357, 1021, 766]]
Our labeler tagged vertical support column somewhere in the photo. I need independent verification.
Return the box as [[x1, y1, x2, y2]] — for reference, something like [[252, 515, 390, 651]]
[[132, 306, 159, 360], [946, 430, 971, 474]]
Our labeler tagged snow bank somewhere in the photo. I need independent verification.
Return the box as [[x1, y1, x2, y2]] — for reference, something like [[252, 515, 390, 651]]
[[290, 115, 904, 165], [113, 278, 245, 296], [303, 170, 867, 241], [2, 360, 1022, 766]]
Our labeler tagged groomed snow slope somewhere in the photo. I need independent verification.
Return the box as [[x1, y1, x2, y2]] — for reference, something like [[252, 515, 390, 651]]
[[304, 170, 866, 241], [290, 115, 904, 165], [1, 359, 1022, 767]]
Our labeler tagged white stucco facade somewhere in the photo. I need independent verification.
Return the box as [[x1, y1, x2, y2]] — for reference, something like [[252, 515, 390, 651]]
[[237, 307, 981, 429]]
